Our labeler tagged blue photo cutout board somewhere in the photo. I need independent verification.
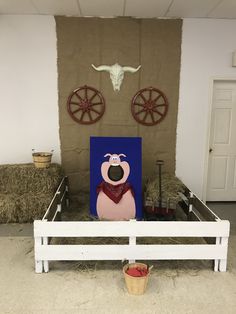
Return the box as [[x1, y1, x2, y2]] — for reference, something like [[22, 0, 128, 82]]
[[90, 137, 142, 220]]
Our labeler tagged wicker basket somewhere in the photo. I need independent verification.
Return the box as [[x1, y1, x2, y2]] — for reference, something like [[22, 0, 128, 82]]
[[32, 152, 52, 168], [123, 263, 150, 295]]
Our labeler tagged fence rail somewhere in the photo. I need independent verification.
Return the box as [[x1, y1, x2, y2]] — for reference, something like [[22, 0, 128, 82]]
[[34, 219, 230, 273]]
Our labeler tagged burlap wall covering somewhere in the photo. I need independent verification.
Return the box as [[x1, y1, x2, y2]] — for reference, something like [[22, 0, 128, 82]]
[[56, 17, 182, 194]]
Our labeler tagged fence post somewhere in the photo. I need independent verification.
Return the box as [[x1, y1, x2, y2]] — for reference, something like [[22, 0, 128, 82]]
[[214, 237, 220, 271], [188, 192, 194, 220], [34, 237, 43, 273], [43, 237, 49, 273], [128, 219, 136, 263], [219, 237, 228, 272]]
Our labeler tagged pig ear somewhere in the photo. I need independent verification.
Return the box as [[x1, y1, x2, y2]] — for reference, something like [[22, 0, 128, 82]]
[[104, 153, 112, 158], [118, 154, 126, 158]]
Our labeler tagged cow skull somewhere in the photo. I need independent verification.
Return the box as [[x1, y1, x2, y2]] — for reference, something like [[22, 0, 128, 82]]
[[91, 63, 141, 91]]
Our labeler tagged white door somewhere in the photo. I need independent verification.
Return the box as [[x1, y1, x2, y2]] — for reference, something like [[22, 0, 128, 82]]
[[207, 80, 236, 201]]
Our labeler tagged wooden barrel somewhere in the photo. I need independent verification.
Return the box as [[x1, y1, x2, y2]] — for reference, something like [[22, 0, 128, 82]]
[[32, 152, 52, 168]]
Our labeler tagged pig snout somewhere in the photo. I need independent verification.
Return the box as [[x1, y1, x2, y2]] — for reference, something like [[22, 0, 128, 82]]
[[109, 155, 120, 166]]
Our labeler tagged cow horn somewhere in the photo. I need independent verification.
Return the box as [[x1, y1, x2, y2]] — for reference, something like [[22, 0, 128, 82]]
[[118, 154, 126, 158], [122, 65, 141, 73], [104, 153, 112, 158], [92, 64, 111, 72]]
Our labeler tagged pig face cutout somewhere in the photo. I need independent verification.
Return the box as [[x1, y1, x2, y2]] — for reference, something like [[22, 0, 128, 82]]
[[101, 153, 130, 185]]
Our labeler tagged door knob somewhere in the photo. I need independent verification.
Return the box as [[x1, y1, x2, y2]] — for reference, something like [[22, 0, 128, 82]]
[[209, 148, 213, 153]]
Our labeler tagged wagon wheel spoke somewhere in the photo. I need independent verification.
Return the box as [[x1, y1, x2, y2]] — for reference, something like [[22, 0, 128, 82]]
[[134, 102, 145, 107], [152, 94, 162, 103], [89, 92, 97, 102], [150, 111, 155, 123], [70, 101, 80, 106], [139, 93, 148, 103], [67, 85, 105, 124], [153, 108, 164, 116], [71, 108, 82, 115], [85, 86, 88, 100], [90, 102, 102, 106], [142, 111, 149, 122], [153, 103, 166, 108], [136, 108, 146, 115], [75, 92, 83, 102], [87, 110, 93, 121], [149, 89, 152, 101], [90, 107, 101, 115], [79, 111, 86, 122]]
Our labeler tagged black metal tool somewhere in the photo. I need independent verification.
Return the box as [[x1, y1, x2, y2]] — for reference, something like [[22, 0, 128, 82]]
[[156, 160, 164, 209]]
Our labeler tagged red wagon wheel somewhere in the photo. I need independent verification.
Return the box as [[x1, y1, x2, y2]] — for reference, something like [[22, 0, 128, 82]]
[[131, 87, 168, 126], [67, 85, 105, 125]]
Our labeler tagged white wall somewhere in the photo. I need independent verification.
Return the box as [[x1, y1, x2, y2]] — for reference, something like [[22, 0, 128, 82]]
[[0, 15, 60, 164], [176, 18, 236, 199]]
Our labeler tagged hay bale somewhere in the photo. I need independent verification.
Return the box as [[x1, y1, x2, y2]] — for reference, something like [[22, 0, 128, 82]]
[[0, 163, 62, 223], [0, 192, 53, 223], [145, 173, 185, 206], [16, 192, 53, 223], [0, 163, 62, 194], [0, 193, 18, 223]]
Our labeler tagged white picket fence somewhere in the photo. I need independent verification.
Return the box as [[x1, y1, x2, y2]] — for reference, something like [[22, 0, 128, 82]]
[[33, 177, 230, 273], [34, 219, 230, 273]]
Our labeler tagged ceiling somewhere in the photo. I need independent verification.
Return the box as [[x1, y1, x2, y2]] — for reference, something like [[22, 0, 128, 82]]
[[0, 0, 236, 19]]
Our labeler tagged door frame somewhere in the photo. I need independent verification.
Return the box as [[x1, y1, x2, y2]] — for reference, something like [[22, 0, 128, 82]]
[[202, 77, 236, 202]]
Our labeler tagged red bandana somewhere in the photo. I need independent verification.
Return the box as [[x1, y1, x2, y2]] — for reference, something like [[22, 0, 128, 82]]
[[97, 181, 134, 204]]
